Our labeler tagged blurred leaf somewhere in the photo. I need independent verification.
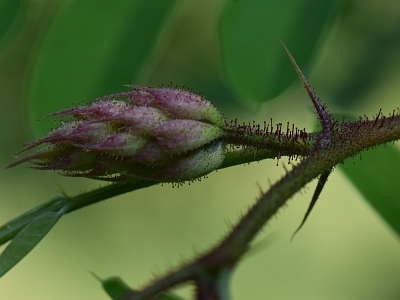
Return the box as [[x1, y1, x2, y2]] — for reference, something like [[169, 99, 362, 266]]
[[219, 0, 339, 104], [101, 277, 132, 300], [340, 145, 400, 237], [29, 0, 176, 136], [0, 0, 25, 47], [0, 211, 61, 277], [100, 276, 185, 300]]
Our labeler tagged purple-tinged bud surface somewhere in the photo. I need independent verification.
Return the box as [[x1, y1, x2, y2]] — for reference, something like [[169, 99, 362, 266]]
[[101, 106, 169, 134], [79, 133, 148, 157], [114, 86, 224, 126], [43, 100, 132, 120], [154, 119, 224, 154], [9, 86, 227, 183]]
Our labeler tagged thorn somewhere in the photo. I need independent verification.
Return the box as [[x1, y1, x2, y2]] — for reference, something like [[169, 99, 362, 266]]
[[278, 38, 332, 130], [291, 168, 331, 242], [292, 123, 294, 138], [255, 181, 264, 195], [390, 110, 395, 123], [270, 118, 273, 134], [276, 152, 281, 166], [286, 122, 290, 137], [372, 108, 382, 127], [329, 121, 338, 132], [379, 116, 386, 128]]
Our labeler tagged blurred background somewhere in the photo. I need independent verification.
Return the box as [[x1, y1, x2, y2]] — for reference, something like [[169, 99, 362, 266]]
[[1, 0, 400, 299]]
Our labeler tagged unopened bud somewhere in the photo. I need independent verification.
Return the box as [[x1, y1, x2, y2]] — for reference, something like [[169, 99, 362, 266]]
[[8, 86, 226, 182]]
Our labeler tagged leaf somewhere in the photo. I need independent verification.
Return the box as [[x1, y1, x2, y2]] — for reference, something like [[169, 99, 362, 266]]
[[99, 276, 185, 300], [29, 0, 176, 136], [101, 277, 132, 300], [0, 0, 26, 46], [0, 195, 64, 247], [0, 211, 61, 277], [339, 145, 400, 237], [219, 0, 339, 104], [0, 182, 157, 249]]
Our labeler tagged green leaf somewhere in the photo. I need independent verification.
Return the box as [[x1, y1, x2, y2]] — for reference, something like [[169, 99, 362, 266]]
[[0, 195, 64, 247], [0, 211, 61, 277], [0, 0, 26, 46], [29, 0, 176, 136], [339, 145, 400, 237], [0, 182, 157, 249], [219, 0, 339, 104], [100, 276, 185, 300], [101, 277, 132, 300]]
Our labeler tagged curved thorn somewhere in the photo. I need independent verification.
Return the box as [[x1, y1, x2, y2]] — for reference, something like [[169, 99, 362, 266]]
[[291, 168, 332, 241], [278, 38, 332, 130]]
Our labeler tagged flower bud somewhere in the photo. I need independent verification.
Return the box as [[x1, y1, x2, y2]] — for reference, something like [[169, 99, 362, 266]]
[[154, 119, 224, 154], [8, 86, 226, 182]]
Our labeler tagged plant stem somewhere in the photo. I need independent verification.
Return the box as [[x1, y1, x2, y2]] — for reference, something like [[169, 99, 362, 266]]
[[0, 144, 312, 248]]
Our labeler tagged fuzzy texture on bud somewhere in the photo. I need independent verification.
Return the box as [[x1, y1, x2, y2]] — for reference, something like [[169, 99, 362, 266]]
[[9, 86, 226, 182]]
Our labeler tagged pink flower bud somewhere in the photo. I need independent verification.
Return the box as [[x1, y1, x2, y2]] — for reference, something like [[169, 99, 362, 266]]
[[98, 106, 169, 134], [111, 86, 224, 126], [80, 133, 147, 157], [8, 86, 226, 183], [154, 119, 224, 154], [43, 100, 131, 120], [149, 141, 226, 182], [62, 122, 113, 145]]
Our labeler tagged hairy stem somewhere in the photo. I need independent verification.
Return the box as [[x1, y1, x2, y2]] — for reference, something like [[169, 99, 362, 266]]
[[126, 43, 400, 297], [128, 111, 400, 299], [0, 143, 315, 248]]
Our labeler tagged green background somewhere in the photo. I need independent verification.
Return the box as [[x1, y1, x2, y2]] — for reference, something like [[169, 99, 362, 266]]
[[1, 0, 400, 299]]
